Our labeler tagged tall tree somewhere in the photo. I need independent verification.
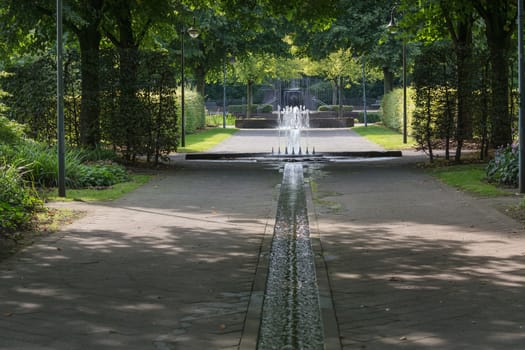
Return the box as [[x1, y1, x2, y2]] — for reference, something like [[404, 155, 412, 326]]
[[470, 0, 516, 148], [403, 0, 477, 161], [0, 0, 104, 148]]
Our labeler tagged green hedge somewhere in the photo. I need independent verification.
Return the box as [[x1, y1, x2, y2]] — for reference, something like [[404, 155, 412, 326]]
[[355, 112, 381, 124], [228, 104, 273, 113], [381, 87, 416, 133], [177, 88, 205, 134], [317, 105, 353, 112]]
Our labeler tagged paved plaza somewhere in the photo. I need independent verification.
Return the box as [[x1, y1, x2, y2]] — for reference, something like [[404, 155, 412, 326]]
[[1, 128, 525, 349]]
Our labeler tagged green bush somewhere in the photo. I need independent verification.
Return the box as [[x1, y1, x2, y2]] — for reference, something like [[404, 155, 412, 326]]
[[257, 104, 273, 113], [0, 115, 26, 145], [177, 88, 205, 134], [227, 104, 273, 114], [486, 144, 518, 187], [4, 142, 129, 189], [76, 163, 130, 188], [317, 105, 353, 112], [381, 87, 415, 133], [356, 112, 381, 123], [205, 113, 236, 127], [0, 161, 43, 235]]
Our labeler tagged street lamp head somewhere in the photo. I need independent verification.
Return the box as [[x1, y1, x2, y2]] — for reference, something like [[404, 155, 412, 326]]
[[187, 15, 199, 38], [387, 6, 398, 34], [187, 26, 199, 39]]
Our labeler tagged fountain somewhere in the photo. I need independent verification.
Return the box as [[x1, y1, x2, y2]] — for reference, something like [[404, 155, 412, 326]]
[[257, 162, 324, 349], [275, 105, 313, 156]]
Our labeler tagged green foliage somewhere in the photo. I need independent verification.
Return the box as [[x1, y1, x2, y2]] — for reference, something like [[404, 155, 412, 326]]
[[1, 56, 57, 143], [178, 128, 239, 153], [0, 160, 43, 235], [45, 174, 152, 202], [486, 144, 518, 187], [205, 114, 236, 127], [353, 124, 415, 150], [0, 115, 26, 145], [177, 87, 205, 135], [228, 104, 273, 114], [381, 87, 415, 133], [411, 41, 457, 161], [430, 163, 510, 197], [317, 105, 353, 112], [76, 163, 130, 188], [2, 141, 129, 189], [355, 112, 381, 123]]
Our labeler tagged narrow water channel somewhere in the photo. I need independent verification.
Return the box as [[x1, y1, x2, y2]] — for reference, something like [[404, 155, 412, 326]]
[[257, 162, 323, 350]]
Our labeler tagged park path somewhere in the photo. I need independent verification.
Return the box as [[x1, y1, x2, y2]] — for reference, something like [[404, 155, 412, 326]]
[[0, 162, 279, 349], [1, 128, 525, 349]]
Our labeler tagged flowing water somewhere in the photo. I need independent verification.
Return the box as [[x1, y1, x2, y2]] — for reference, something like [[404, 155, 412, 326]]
[[257, 162, 323, 350], [276, 106, 311, 155]]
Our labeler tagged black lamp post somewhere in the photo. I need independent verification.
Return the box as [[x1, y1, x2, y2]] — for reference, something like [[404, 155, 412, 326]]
[[180, 18, 199, 147], [56, 0, 66, 197], [387, 7, 407, 144], [519, 0, 525, 193]]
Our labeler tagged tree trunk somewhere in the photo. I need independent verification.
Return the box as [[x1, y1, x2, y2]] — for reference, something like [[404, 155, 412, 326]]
[[474, 1, 515, 148], [444, 14, 474, 162], [383, 66, 394, 95], [117, 4, 140, 159], [75, 0, 103, 148], [331, 80, 337, 105], [78, 29, 101, 148], [195, 64, 206, 97], [488, 44, 512, 147], [246, 80, 253, 118]]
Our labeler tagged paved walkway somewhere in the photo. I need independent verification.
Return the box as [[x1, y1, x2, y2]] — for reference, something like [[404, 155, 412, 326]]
[[1, 128, 525, 349]]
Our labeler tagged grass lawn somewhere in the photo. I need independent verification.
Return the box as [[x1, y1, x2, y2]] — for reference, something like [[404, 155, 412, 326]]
[[428, 163, 512, 197], [44, 174, 152, 202], [178, 128, 239, 153], [352, 124, 416, 150], [353, 124, 514, 197]]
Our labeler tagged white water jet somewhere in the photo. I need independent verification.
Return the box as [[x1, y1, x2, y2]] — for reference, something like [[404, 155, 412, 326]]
[[276, 105, 311, 155]]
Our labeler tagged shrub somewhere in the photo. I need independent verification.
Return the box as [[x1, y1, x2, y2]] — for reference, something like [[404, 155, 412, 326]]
[[257, 104, 273, 113], [317, 105, 353, 112], [381, 87, 415, 132], [356, 112, 381, 123], [227, 104, 273, 114], [205, 113, 236, 127], [486, 144, 518, 187], [177, 88, 205, 134], [0, 161, 43, 235], [0, 115, 26, 145], [76, 163, 130, 188]]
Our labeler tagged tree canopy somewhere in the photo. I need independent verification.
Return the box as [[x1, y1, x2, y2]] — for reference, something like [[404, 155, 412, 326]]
[[0, 0, 520, 158]]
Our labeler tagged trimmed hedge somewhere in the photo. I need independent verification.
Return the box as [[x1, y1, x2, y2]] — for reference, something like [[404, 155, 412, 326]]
[[355, 112, 381, 124], [228, 104, 273, 113], [381, 87, 416, 133], [317, 105, 353, 112], [177, 88, 205, 134]]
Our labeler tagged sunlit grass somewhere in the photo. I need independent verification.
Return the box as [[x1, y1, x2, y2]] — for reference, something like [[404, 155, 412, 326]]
[[178, 128, 239, 153], [428, 163, 511, 197], [44, 174, 152, 202], [352, 124, 416, 150]]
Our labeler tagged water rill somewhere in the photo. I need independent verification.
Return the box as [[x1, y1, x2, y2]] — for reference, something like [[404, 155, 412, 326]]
[[257, 162, 323, 349], [276, 106, 312, 155]]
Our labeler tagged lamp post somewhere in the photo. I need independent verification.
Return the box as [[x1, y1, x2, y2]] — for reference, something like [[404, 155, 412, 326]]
[[180, 18, 199, 147], [362, 59, 367, 127], [387, 6, 408, 144], [56, 0, 65, 197], [222, 57, 227, 128], [519, 0, 525, 193]]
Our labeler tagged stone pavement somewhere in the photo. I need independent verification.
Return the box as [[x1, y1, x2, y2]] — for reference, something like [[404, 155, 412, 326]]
[[1, 128, 525, 349]]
